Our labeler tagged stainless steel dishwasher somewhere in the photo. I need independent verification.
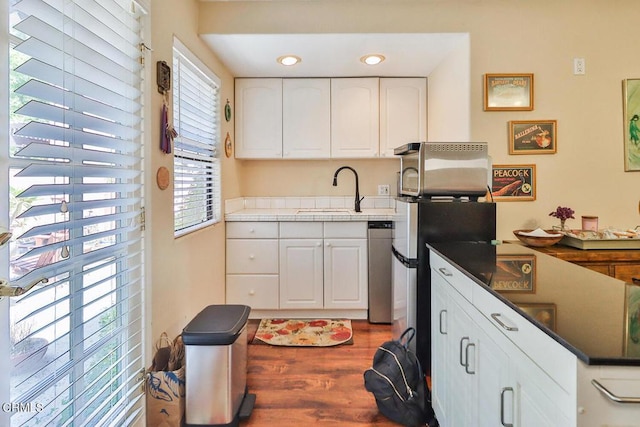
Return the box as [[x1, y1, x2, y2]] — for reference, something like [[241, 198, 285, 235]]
[[368, 221, 392, 323]]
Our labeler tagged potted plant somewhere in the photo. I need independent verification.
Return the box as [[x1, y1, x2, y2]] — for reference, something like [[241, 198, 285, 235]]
[[10, 322, 48, 370], [549, 206, 575, 231]]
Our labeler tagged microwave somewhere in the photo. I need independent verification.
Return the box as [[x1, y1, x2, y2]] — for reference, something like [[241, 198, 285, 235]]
[[394, 142, 491, 198]]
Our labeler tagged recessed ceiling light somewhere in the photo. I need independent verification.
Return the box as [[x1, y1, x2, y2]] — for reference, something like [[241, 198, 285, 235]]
[[361, 54, 385, 65], [277, 55, 302, 66]]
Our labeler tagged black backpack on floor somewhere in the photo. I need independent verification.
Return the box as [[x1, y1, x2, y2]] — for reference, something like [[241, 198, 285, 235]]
[[363, 328, 438, 427]]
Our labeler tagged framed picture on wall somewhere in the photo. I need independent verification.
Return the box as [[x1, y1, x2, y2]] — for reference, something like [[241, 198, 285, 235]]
[[491, 164, 536, 201], [622, 79, 640, 171], [484, 73, 534, 111], [509, 120, 557, 154]]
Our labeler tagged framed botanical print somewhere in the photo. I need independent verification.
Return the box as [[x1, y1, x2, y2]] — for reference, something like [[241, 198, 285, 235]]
[[623, 79, 640, 171]]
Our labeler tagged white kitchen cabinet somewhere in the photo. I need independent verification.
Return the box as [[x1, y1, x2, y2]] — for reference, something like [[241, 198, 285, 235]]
[[278, 222, 367, 310], [431, 252, 573, 426], [323, 238, 368, 309], [282, 78, 331, 158], [279, 238, 324, 309], [226, 222, 279, 308], [331, 77, 380, 158], [379, 78, 427, 158], [235, 78, 283, 158]]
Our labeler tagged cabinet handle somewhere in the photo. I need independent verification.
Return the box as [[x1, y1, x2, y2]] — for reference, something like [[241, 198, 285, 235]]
[[465, 342, 475, 375], [249, 290, 256, 296], [459, 336, 469, 367], [438, 267, 453, 277], [491, 313, 519, 332], [249, 228, 255, 233], [326, 242, 331, 247], [439, 309, 447, 335], [591, 379, 640, 404], [500, 387, 514, 426], [249, 254, 255, 260], [316, 242, 322, 247]]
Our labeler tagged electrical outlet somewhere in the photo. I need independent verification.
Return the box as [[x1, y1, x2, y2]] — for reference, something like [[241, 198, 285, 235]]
[[573, 57, 585, 75], [378, 184, 390, 196]]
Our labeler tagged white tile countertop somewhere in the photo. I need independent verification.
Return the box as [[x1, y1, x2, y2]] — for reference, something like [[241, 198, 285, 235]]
[[225, 196, 397, 222]]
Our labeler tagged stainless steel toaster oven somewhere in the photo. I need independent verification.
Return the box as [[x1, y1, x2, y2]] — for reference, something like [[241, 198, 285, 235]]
[[394, 142, 491, 198]]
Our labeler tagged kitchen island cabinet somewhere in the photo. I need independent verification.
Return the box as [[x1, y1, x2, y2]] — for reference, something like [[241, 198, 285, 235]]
[[429, 242, 640, 426]]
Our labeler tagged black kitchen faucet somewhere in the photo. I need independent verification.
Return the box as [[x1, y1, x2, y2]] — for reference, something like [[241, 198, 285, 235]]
[[332, 166, 363, 213]]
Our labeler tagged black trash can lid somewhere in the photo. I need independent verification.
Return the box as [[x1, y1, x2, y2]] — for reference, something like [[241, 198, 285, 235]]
[[182, 305, 251, 346]]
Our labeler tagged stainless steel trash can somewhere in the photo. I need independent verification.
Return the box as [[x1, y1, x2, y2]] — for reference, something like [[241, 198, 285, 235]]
[[182, 304, 254, 426]]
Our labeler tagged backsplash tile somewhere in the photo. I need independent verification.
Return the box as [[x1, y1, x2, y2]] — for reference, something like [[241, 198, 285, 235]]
[[224, 196, 394, 213]]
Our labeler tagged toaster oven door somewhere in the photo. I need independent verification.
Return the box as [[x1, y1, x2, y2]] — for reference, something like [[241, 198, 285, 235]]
[[399, 153, 420, 196]]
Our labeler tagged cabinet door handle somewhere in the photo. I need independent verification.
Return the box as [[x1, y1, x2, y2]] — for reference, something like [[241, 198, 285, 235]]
[[500, 387, 514, 426], [249, 254, 255, 260], [491, 313, 519, 331], [438, 267, 453, 277], [465, 342, 476, 375], [439, 309, 447, 335], [591, 379, 640, 404], [459, 336, 469, 367]]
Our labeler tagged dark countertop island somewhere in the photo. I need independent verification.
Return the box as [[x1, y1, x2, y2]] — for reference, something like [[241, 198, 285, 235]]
[[428, 241, 640, 366]]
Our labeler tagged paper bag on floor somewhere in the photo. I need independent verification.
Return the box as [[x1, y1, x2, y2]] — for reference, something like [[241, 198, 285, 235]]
[[146, 366, 185, 427], [146, 333, 185, 427]]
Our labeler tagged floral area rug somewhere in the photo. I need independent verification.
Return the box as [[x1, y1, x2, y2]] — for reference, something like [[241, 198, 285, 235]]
[[252, 319, 353, 347]]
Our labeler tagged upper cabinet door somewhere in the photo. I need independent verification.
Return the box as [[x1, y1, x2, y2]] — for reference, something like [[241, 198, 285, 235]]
[[283, 79, 331, 159], [331, 77, 380, 158], [235, 78, 283, 158], [379, 78, 427, 158]]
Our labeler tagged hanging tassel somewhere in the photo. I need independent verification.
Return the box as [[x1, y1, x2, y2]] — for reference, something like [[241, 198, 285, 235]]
[[160, 103, 171, 154]]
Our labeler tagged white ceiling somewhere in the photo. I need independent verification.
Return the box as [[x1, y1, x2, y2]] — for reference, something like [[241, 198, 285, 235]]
[[200, 33, 467, 77]]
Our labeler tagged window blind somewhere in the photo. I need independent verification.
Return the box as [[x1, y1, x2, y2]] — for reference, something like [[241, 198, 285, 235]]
[[7, 0, 145, 425], [172, 42, 221, 235]]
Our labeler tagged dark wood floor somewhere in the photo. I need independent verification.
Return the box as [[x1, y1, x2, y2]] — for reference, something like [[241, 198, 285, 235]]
[[241, 320, 401, 426]]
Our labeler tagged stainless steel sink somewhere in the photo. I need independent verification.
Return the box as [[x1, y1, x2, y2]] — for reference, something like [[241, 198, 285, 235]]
[[295, 208, 351, 214]]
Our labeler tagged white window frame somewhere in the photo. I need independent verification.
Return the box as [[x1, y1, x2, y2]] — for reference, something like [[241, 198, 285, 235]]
[[172, 37, 221, 237]]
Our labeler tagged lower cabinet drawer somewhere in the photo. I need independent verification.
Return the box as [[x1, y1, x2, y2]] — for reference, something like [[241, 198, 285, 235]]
[[226, 275, 279, 309], [226, 239, 278, 273]]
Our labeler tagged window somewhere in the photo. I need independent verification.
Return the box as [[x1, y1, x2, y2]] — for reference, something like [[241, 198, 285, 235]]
[[5, 0, 146, 425], [172, 39, 221, 236]]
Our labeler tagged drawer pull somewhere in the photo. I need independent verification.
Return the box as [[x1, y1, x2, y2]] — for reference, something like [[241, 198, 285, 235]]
[[249, 290, 256, 296], [249, 254, 255, 260], [500, 387, 514, 426], [491, 313, 519, 332], [438, 267, 453, 277], [459, 336, 469, 367], [439, 309, 447, 335], [465, 343, 476, 375], [591, 379, 640, 404], [249, 228, 255, 233]]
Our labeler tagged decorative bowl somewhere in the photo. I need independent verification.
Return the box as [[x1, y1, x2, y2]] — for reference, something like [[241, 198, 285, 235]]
[[513, 229, 563, 247]]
